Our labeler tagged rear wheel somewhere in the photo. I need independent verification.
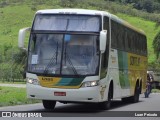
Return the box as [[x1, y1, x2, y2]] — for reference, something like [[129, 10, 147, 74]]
[[122, 82, 140, 103], [42, 100, 56, 110], [139, 81, 142, 94], [130, 82, 140, 103]]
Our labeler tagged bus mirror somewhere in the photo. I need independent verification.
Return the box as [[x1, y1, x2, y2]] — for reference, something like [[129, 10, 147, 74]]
[[100, 30, 107, 53], [18, 27, 31, 50]]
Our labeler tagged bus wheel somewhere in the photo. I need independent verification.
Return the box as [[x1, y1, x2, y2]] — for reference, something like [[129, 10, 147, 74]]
[[131, 83, 140, 103], [42, 100, 56, 110], [99, 86, 112, 110]]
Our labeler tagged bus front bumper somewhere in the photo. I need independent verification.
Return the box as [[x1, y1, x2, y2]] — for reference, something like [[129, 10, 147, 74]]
[[26, 84, 101, 103]]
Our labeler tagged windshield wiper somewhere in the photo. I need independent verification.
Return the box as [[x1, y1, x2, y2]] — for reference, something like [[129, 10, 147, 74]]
[[64, 43, 79, 76], [65, 53, 79, 75], [44, 41, 59, 74]]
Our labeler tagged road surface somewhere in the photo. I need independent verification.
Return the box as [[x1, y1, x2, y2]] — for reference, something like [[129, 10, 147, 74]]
[[0, 94, 160, 118]]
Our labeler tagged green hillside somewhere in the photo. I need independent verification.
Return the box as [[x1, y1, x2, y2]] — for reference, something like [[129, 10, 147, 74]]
[[0, 0, 160, 81], [0, 4, 159, 62], [116, 13, 160, 63]]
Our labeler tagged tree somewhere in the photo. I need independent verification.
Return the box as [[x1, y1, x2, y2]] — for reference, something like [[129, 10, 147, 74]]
[[143, 0, 154, 13], [133, 0, 154, 13], [153, 31, 160, 59], [155, 19, 160, 29]]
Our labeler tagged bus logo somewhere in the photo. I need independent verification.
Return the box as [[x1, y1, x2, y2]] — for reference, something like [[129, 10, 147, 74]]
[[42, 77, 53, 81]]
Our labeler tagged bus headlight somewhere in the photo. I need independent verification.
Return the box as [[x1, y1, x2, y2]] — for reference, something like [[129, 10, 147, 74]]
[[82, 81, 99, 87], [27, 78, 39, 85]]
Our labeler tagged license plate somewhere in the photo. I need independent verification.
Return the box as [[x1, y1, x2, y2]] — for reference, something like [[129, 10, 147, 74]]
[[54, 92, 66, 96]]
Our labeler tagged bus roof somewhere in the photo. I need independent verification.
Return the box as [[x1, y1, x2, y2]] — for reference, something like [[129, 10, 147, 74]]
[[36, 9, 146, 35], [36, 9, 109, 16]]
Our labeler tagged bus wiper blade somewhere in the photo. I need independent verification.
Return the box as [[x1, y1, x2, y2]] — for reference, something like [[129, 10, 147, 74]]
[[44, 42, 59, 74], [65, 52, 79, 76]]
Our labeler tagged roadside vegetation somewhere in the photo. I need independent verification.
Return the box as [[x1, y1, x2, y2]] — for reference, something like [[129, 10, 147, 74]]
[[152, 89, 160, 93], [0, 81, 26, 84], [0, 86, 40, 107], [1, 0, 160, 107], [0, 0, 160, 81]]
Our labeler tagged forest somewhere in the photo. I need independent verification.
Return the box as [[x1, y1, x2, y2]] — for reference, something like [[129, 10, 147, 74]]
[[106, 0, 160, 13], [0, 0, 160, 82]]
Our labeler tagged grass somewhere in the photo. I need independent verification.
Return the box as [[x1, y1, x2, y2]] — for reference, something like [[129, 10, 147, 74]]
[[0, 80, 26, 84], [116, 13, 160, 63], [152, 89, 160, 93], [0, 86, 41, 107], [0, 4, 159, 64]]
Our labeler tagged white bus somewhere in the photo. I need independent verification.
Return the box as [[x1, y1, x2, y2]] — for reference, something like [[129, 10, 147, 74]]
[[18, 9, 147, 110]]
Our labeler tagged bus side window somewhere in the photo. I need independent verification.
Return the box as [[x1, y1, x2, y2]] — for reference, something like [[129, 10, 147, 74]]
[[141, 35, 144, 54], [135, 33, 139, 53], [124, 28, 128, 51], [111, 20, 118, 48], [144, 36, 147, 55], [118, 24, 125, 50], [127, 29, 131, 52], [131, 31, 135, 52]]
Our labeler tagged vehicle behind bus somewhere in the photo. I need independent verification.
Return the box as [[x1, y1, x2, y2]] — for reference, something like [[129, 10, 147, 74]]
[[147, 71, 160, 89]]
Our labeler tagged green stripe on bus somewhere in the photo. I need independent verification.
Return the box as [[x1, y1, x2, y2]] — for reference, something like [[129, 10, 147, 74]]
[[118, 51, 130, 89], [55, 78, 84, 86]]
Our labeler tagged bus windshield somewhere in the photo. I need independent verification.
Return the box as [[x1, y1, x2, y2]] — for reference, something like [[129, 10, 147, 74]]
[[33, 14, 100, 32], [28, 34, 99, 76]]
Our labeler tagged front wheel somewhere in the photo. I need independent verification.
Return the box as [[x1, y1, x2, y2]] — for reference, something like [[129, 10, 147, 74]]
[[42, 100, 56, 110], [99, 86, 112, 110]]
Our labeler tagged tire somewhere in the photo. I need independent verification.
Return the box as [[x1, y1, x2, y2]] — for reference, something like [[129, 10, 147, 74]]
[[130, 83, 140, 103], [42, 100, 56, 110], [99, 85, 112, 110], [139, 81, 142, 94]]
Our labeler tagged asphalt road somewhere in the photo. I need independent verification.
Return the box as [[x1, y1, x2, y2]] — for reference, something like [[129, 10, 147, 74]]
[[0, 94, 160, 118]]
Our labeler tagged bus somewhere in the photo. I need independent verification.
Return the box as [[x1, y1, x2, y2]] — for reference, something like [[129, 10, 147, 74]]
[[18, 9, 147, 110]]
